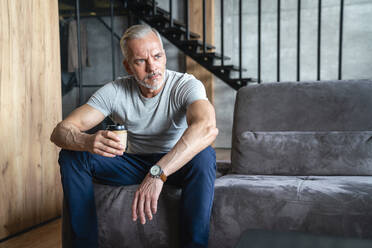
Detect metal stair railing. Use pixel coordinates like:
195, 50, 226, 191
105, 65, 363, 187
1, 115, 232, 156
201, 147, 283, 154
123, 0, 257, 91
66, 0, 348, 95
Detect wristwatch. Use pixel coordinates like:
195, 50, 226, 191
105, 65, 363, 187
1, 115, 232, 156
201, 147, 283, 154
149, 165, 167, 182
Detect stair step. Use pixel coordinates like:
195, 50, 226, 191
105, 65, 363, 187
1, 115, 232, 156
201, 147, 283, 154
143, 15, 200, 39
146, 15, 167, 24
162, 27, 200, 39
195, 52, 231, 61
211, 65, 247, 72
229, 78, 257, 85
179, 40, 215, 51
221, 78, 256, 90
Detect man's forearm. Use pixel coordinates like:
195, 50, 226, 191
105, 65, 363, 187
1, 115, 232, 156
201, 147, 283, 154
156, 121, 218, 176
50, 121, 91, 151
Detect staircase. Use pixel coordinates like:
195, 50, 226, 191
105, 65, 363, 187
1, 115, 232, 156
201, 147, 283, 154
124, 0, 257, 90
59, 0, 353, 94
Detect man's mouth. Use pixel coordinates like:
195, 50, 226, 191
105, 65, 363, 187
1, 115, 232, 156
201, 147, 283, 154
147, 73, 161, 80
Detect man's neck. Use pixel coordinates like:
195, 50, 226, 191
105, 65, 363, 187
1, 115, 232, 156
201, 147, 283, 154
139, 85, 164, 98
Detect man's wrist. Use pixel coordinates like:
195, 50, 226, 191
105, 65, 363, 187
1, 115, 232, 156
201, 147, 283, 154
79, 132, 93, 151
149, 165, 167, 182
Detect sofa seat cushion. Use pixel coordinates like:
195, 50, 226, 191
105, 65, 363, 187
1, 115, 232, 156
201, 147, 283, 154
209, 175, 372, 248
231, 80, 372, 176
231, 131, 372, 175
88, 175, 372, 248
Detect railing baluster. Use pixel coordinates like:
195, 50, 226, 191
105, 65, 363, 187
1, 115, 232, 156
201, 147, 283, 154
110, 0, 115, 80
317, 0, 322, 81
277, 0, 281, 82
169, 0, 173, 27
128, 11, 132, 26
239, 0, 242, 80
185, 0, 190, 40
221, 0, 224, 66
153, 0, 156, 15
258, 0, 261, 83
297, 0, 301, 81
75, 0, 83, 105
203, 0, 206, 54
338, 0, 344, 80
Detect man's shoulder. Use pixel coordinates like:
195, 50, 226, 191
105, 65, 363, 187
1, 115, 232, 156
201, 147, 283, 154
165, 70, 207, 104
166, 70, 200, 90
92, 75, 135, 100
107, 75, 136, 92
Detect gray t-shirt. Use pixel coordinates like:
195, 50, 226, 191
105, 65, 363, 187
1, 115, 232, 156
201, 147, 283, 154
87, 69, 208, 154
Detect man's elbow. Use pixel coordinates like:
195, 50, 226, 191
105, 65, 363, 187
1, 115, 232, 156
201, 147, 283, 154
50, 124, 58, 144
50, 122, 64, 146
204, 122, 219, 143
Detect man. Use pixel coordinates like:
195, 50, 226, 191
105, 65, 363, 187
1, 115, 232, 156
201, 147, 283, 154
51, 24, 218, 248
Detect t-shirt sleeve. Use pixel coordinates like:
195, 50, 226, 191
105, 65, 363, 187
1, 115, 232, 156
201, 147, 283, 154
176, 75, 208, 109
86, 82, 117, 117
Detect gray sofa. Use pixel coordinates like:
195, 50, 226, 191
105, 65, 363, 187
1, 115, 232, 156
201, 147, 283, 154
63, 79, 372, 248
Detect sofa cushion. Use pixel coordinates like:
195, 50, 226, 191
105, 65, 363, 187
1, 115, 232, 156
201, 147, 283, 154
231, 131, 372, 175
232, 80, 372, 133
62, 176, 372, 248
231, 80, 372, 175
209, 175, 372, 248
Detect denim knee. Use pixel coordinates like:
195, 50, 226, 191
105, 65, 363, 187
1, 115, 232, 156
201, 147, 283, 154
188, 146, 216, 175
58, 149, 73, 166
58, 149, 92, 176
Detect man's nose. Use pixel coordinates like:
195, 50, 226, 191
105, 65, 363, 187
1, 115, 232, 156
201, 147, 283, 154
146, 60, 156, 73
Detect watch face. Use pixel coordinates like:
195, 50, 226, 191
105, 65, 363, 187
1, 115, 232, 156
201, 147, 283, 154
150, 165, 161, 176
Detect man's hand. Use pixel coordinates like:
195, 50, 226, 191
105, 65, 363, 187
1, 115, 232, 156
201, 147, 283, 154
132, 174, 164, 224
87, 130, 125, 157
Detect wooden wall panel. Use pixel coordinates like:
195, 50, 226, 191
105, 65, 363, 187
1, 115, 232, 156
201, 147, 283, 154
0, 0, 62, 240
186, 0, 215, 104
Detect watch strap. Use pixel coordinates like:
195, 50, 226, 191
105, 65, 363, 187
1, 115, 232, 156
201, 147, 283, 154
160, 172, 167, 183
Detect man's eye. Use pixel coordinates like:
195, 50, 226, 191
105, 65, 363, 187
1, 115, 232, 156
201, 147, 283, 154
136, 59, 144, 64
155, 55, 161, 59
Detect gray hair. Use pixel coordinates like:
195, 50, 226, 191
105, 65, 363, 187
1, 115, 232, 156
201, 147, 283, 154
120, 24, 163, 61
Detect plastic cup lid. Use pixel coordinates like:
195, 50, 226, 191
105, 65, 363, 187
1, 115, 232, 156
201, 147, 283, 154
106, 124, 126, 131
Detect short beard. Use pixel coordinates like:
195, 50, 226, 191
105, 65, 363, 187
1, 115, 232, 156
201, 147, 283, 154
135, 72, 164, 90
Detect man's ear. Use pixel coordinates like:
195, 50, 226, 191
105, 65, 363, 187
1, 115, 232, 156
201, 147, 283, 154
163, 49, 167, 65
123, 60, 133, 75
164, 52, 167, 66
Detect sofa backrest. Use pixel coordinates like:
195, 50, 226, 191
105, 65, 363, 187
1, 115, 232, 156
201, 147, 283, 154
231, 79, 372, 176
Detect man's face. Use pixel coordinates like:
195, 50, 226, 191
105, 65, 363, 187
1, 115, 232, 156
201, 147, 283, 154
123, 32, 167, 94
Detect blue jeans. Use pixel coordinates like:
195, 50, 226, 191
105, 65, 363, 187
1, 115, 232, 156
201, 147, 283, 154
58, 146, 216, 248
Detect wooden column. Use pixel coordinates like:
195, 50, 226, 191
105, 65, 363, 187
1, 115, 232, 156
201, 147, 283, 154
0, 0, 62, 239
186, 0, 215, 104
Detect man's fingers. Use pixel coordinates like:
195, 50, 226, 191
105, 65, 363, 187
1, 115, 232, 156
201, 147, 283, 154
138, 195, 146, 225
101, 138, 124, 151
92, 147, 116, 158
95, 142, 123, 156
98, 143, 124, 156
132, 192, 139, 221
145, 196, 153, 221
90, 131, 123, 156
132, 177, 163, 225
104, 130, 121, 142
151, 196, 158, 214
